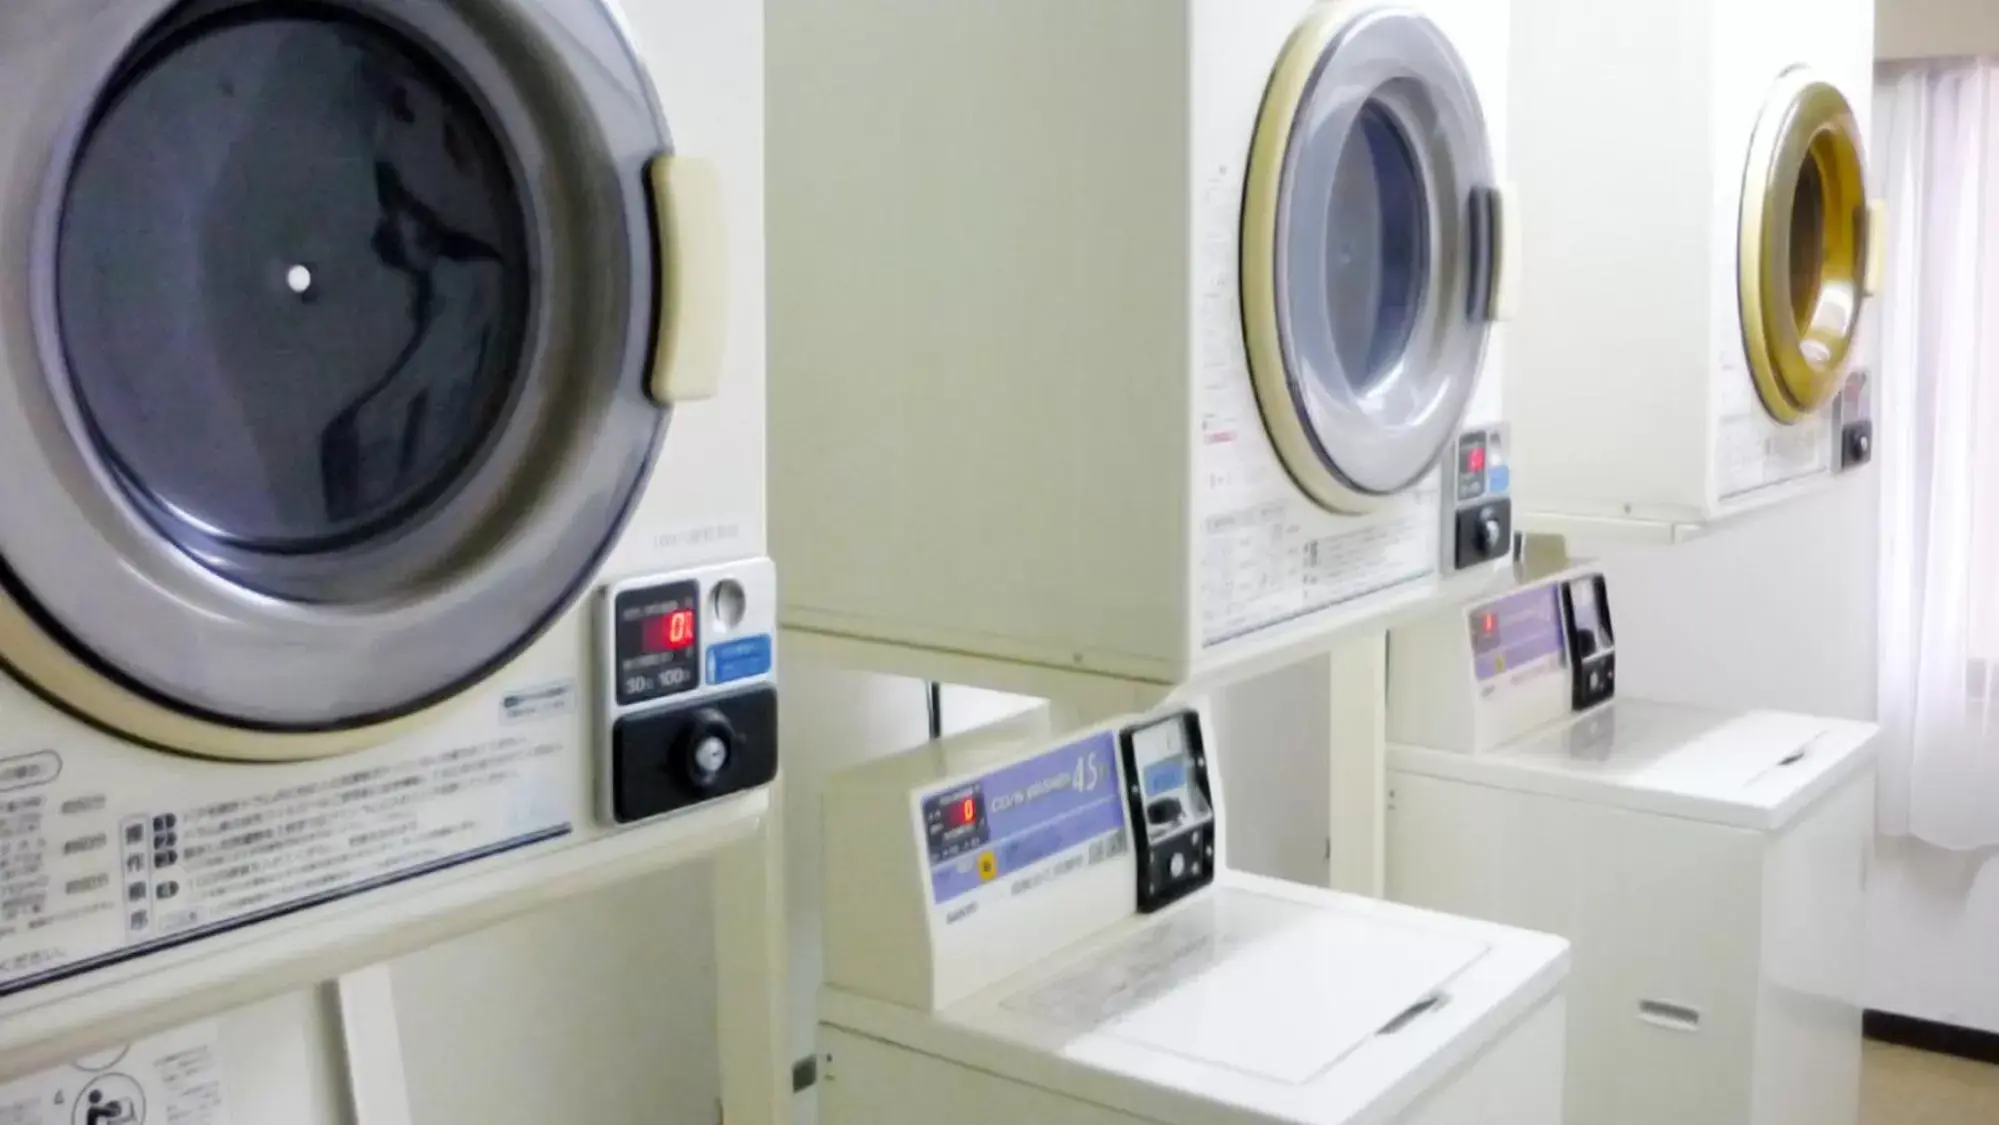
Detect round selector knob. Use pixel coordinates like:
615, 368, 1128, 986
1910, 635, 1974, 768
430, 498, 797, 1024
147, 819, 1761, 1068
1852, 431, 1872, 461
675, 709, 737, 793
1476, 513, 1504, 554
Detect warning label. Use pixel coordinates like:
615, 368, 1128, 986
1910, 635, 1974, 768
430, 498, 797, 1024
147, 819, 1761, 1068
0, 1020, 228, 1125
1199, 499, 1436, 648
0, 736, 570, 997
1717, 409, 1831, 500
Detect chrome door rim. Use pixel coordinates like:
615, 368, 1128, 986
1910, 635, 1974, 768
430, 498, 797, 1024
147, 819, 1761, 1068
0, 0, 673, 753
1242, 4, 1497, 512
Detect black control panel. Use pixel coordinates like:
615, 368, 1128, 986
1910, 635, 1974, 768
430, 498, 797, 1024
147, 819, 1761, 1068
1835, 369, 1875, 472
612, 580, 701, 706
1841, 421, 1874, 471
600, 564, 780, 827
1451, 428, 1513, 571
611, 685, 778, 824
922, 783, 990, 866
1119, 710, 1216, 914
1560, 573, 1616, 712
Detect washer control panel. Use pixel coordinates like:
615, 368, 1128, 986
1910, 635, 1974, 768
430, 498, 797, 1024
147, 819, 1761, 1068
1119, 710, 1216, 913
1447, 425, 1513, 571
1559, 572, 1616, 712
598, 559, 779, 825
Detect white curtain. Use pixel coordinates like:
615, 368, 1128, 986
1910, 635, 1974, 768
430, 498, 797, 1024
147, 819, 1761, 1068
1875, 63, 1999, 848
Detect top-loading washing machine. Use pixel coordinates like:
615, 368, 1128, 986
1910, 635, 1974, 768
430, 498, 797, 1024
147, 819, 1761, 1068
770, 0, 1520, 702
0, 0, 773, 1076
1382, 569, 1877, 1125
1506, 0, 1882, 542
816, 704, 1571, 1125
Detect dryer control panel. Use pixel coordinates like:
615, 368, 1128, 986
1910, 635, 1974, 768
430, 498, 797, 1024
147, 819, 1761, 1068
1446, 425, 1513, 571
1831, 368, 1874, 473
599, 560, 778, 825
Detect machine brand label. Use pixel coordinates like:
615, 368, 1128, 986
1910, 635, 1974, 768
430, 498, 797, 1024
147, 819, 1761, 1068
922, 732, 1127, 914
501, 680, 576, 724
0, 752, 60, 793
0, 735, 571, 997
1717, 408, 1832, 500
0, 1020, 230, 1125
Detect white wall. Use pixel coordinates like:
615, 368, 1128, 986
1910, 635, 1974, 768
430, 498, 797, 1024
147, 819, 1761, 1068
1878, 0, 1999, 60
389, 866, 723, 1125
1590, 480, 1879, 723
217, 991, 352, 1125
1864, 836, 1999, 1031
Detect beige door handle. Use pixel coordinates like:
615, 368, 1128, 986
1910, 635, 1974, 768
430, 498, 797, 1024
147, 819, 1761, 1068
1862, 199, 1887, 298
646, 154, 730, 404
1489, 181, 1521, 322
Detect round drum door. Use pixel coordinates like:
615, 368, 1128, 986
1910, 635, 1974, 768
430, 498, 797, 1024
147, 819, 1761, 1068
1739, 68, 1877, 424
1242, 4, 1506, 514
0, 0, 725, 760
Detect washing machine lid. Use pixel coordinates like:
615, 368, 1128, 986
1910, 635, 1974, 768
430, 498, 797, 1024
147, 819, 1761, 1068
822, 875, 1570, 1125
0, 0, 711, 759
1242, 6, 1504, 514
1739, 69, 1877, 424
1390, 701, 1878, 830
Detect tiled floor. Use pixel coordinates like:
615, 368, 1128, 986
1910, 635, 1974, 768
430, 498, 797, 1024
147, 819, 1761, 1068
1862, 1041, 1999, 1124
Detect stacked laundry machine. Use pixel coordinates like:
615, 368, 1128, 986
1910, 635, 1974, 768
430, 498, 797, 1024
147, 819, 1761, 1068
0, 0, 1891, 1122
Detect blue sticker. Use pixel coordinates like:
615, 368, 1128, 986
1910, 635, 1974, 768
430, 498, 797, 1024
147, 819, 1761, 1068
1488, 466, 1511, 496
706, 635, 773, 686
928, 731, 1127, 906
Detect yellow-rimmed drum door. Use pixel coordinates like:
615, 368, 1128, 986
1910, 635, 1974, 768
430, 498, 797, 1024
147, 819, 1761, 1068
1739, 72, 1875, 424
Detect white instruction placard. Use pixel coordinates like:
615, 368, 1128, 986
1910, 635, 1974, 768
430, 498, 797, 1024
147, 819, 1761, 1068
0, 1021, 228, 1125
0, 733, 569, 995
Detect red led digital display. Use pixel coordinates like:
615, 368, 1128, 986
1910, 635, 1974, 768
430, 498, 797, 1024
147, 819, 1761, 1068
1480, 611, 1498, 636
948, 796, 978, 828
1466, 446, 1487, 473
644, 608, 697, 654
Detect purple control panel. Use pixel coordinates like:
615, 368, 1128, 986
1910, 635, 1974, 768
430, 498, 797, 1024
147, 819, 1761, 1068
924, 731, 1126, 907
1469, 585, 1566, 683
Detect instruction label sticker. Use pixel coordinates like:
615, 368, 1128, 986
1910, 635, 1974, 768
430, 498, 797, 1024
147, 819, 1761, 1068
920, 731, 1127, 916
0, 1020, 229, 1125
0, 734, 571, 998
1198, 499, 1436, 649
1716, 409, 1832, 500
1469, 584, 1567, 694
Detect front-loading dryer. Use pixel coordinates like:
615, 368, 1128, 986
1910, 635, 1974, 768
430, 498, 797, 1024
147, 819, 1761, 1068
1507, 0, 1881, 541
0, 0, 771, 1073
770, 0, 1519, 701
